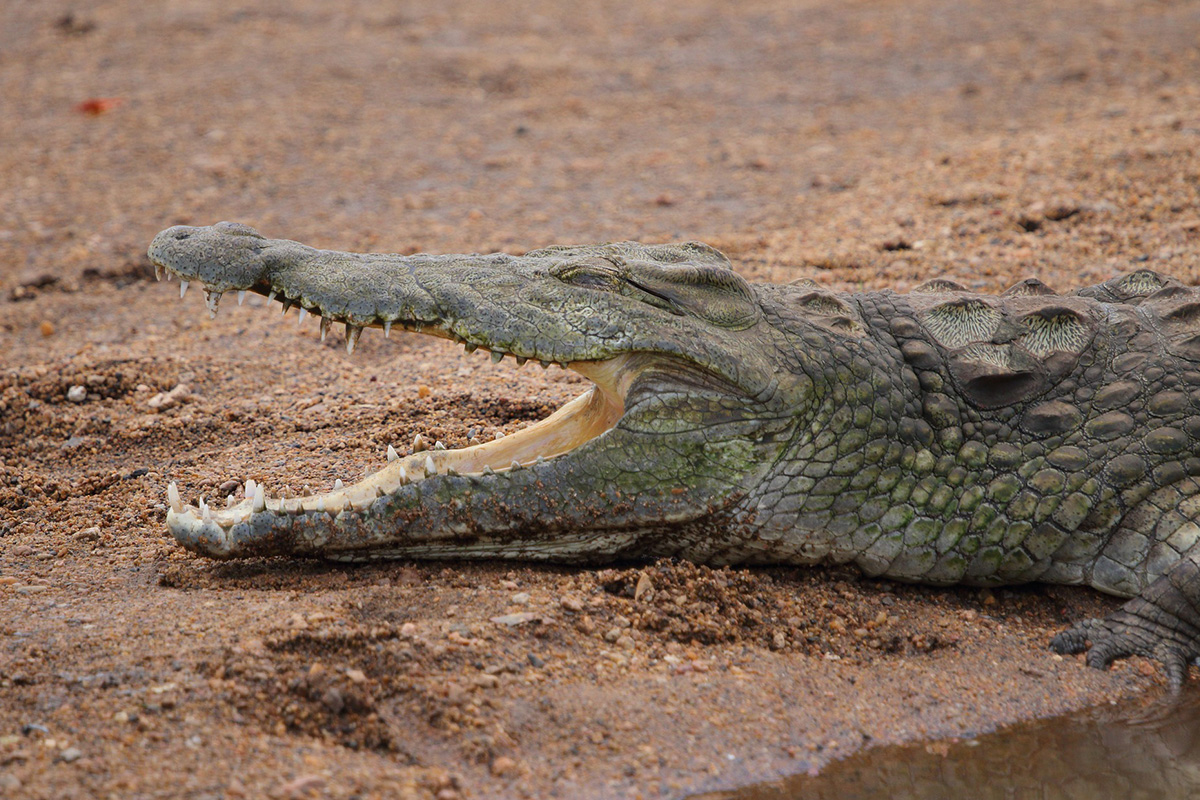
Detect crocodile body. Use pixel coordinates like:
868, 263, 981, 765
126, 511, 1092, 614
149, 222, 1200, 686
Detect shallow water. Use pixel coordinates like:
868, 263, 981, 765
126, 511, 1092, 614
692, 688, 1200, 800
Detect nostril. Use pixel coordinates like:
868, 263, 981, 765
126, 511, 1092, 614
172, 230, 191, 241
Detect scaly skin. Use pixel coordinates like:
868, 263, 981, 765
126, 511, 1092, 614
149, 221, 1200, 687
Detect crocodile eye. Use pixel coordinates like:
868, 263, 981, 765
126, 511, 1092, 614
549, 257, 626, 291
625, 261, 760, 330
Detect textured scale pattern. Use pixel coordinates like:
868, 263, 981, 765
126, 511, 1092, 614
147, 223, 1200, 686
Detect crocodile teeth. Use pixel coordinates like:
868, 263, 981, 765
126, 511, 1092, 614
167, 482, 182, 512
383, 320, 392, 338
387, 444, 399, 462
467, 437, 481, 446
245, 479, 257, 499
398, 465, 409, 485
205, 289, 222, 319
320, 317, 331, 342
464, 343, 478, 354
482, 465, 495, 476
412, 434, 428, 452
180, 280, 190, 299
252, 484, 266, 512
334, 479, 344, 491
154, 264, 163, 281
540, 360, 551, 369
434, 441, 446, 451
515, 356, 527, 367
315, 497, 326, 513
345, 324, 362, 355
225, 495, 236, 508
280, 299, 292, 314
491, 351, 504, 364
424, 455, 437, 477
298, 307, 308, 325
510, 459, 523, 471
268, 290, 277, 304
237, 290, 246, 306
494, 431, 506, 440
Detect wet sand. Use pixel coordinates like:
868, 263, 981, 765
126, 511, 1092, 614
2, 0, 1199, 797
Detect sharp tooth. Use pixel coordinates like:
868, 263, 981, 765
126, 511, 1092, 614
326, 494, 346, 514
383, 320, 392, 338
464, 343, 478, 354
446, 466, 459, 476
280, 299, 292, 315
154, 264, 163, 281
536, 455, 546, 465
268, 290, 277, 304
491, 351, 504, 364
334, 479, 344, 491
539, 360, 551, 369
398, 465, 409, 484
345, 324, 362, 355
387, 444, 399, 462
315, 497, 326, 513
516, 356, 527, 367
510, 460, 523, 471
320, 317, 331, 342
204, 289, 222, 319
226, 495, 236, 508
166, 271, 173, 281
434, 441, 446, 451
199, 496, 208, 512
375, 485, 387, 497
494, 431, 506, 440
167, 482, 182, 512
467, 437, 481, 447
237, 290, 246, 306
245, 479, 257, 498
424, 456, 437, 477
202, 505, 213, 522
482, 465, 495, 476
253, 485, 266, 512
412, 434, 428, 452
180, 280, 190, 299
298, 307, 308, 325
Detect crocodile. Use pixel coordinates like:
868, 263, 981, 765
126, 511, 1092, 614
149, 221, 1200, 687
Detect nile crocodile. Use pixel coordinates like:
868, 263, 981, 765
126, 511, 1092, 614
149, 222, 1200, 687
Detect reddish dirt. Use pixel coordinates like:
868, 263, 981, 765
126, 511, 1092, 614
3, 0, 1199, 797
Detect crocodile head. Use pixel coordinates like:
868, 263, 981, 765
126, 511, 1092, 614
148, 222, 806, 561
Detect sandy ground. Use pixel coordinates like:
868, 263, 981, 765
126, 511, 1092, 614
3, 0, 1200, 797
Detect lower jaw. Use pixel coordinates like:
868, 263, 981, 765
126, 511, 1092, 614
167, 356, 633, 530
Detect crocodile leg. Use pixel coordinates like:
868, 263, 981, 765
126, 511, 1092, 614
1052, 553, 1200, 690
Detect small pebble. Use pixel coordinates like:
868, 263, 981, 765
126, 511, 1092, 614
59, 747, 83, 762
39, 321, 54, 337
490, 756, 518, 777
321, 687, 344, 714
67, 385, 87, 403
559, 596, 584, 613
510, 592, 531, 605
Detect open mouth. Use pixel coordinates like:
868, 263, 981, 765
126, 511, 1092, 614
159, 273, 638, 531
